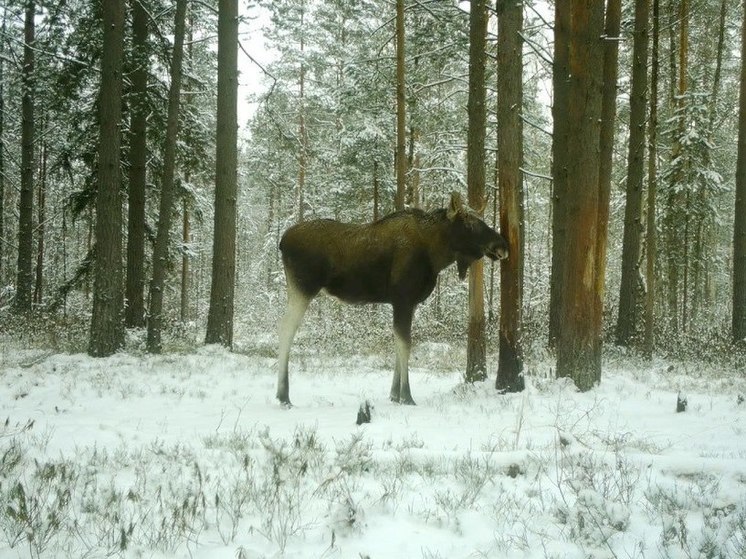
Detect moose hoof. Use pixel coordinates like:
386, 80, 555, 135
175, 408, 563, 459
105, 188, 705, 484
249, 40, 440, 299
400, 397, 416, 406
277, 395, 293, 408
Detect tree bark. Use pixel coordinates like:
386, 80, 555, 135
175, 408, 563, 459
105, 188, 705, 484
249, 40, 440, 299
665, 0, 688, 333
125, 0, 149, 328
496, 0, 524, 393
205, 0, 239, 347
89, 0, 125, 356
644, 0, 660, 358
597, 0, 621, 345
146, 0, 188, 353
465, 0, 489, 383
548, 0, 570, 348
15, 1, 35, 313
395, 0, 406, 211
297, 0, 307, 221
34, 131, 47, 305
556, 0, 605, 391
734, 0, 746, 343
0, 9, 5, 282
616, 0, 649, 347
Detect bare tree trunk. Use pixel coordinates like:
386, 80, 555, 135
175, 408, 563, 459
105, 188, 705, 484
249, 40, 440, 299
146, 0, 187, 353
465, 0, 489, 383
734, 0, 746, 343
597, 0, 621, 343
0, 9, 5, 283
181, 196, 191, 322
644, 0, 660, 358
297, 0, 307, 222
395, 0, 406, 211
548, 0, 570, 348
34, 129, 47, 305
180, 8, 194, 324
89, 0, 125, 356
125, 0, 149, 328
616, 0, 649, 347
15, 1, 35, 313
373, 159, 380, 221
205, 0, 239, 347
496, 0, 524, 393
666, 0, 688, 333
556, 0, 605, 391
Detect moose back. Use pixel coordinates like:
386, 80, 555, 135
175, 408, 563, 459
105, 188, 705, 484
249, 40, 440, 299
276, 191, 509, 406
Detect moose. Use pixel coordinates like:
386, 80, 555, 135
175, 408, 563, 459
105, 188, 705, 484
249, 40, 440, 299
276, 191, 509, 406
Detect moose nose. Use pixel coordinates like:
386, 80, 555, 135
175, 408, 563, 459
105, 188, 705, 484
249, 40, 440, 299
496, 246, 509, 260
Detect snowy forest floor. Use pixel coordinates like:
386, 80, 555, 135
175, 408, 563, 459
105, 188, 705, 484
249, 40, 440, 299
1, 329, 746, 558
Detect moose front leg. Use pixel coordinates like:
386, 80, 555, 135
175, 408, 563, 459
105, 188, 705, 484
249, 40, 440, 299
391, 304, 415, 405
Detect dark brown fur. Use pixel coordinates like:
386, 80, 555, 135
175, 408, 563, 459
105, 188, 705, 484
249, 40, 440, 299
276, 192, 508, 406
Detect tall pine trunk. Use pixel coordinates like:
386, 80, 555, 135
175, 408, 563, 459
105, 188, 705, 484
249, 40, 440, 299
125, 0, 149, 328
548, 2, 570, 348
734, 0, 746, 343
146, 0, 187, 353
665, 0, 688, 333
616, 0, 649, 347
15, 1, 35, 313
89, 0, 125, 356
465, 0, 488, 383
205, 0, 239, 347
34, 131, 47, 305
597, 0, 621, 345
496, 0, 524, 392
297, 0, 307, 221
0, 9, 5, 282
556, 0, 605, 391
644, 0, 660, 358
395, 0, 406, 211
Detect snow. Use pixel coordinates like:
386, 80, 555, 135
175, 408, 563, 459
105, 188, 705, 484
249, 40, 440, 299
1, 341, 745, 558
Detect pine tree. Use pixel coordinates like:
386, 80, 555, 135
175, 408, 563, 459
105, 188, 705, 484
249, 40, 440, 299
205, 0, 238, 347
89, 0, 125, 356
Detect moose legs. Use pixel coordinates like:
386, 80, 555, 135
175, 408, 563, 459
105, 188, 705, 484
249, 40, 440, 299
390, 304, 416, 405
277, 280, 312, 405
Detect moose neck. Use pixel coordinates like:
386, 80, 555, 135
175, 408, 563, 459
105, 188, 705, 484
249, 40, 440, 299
425, 209, 463, 273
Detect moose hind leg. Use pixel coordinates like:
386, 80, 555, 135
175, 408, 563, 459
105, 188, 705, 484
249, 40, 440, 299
392, 305, 415, 405
277, 280, 311, 406
390, 357, 401, 402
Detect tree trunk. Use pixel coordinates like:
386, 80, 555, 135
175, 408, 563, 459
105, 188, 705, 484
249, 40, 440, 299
146, 0, 188, 353
180, 9, 194, 324
34, 131, 47, 305
665, 0, 688, 333
205, 0, 239, 347
644, 0, 660, 358
0, 9, 5, 282
496, 0, 524, 393
465, 0, 489, 383
297, 0, 307, 222
89, 0, 125, 357
734, 0, 746, 343
597, 0, 621, 343
181, 197, 191, 322
15, 1, 35, 313
556, 0, 605, 391
616, 0, 649, 347
395, 0, 406, 211
548, 0, 571, 348
373, 159, 380, 221
125, 0, 149, 328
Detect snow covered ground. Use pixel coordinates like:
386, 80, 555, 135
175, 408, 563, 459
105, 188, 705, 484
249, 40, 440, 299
1, 339, 745, 558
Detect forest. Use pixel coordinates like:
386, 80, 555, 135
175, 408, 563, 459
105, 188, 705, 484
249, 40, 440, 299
1, 0, 746, 557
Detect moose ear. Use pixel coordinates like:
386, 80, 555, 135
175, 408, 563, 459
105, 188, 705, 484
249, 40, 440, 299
447, 191, 464, 221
